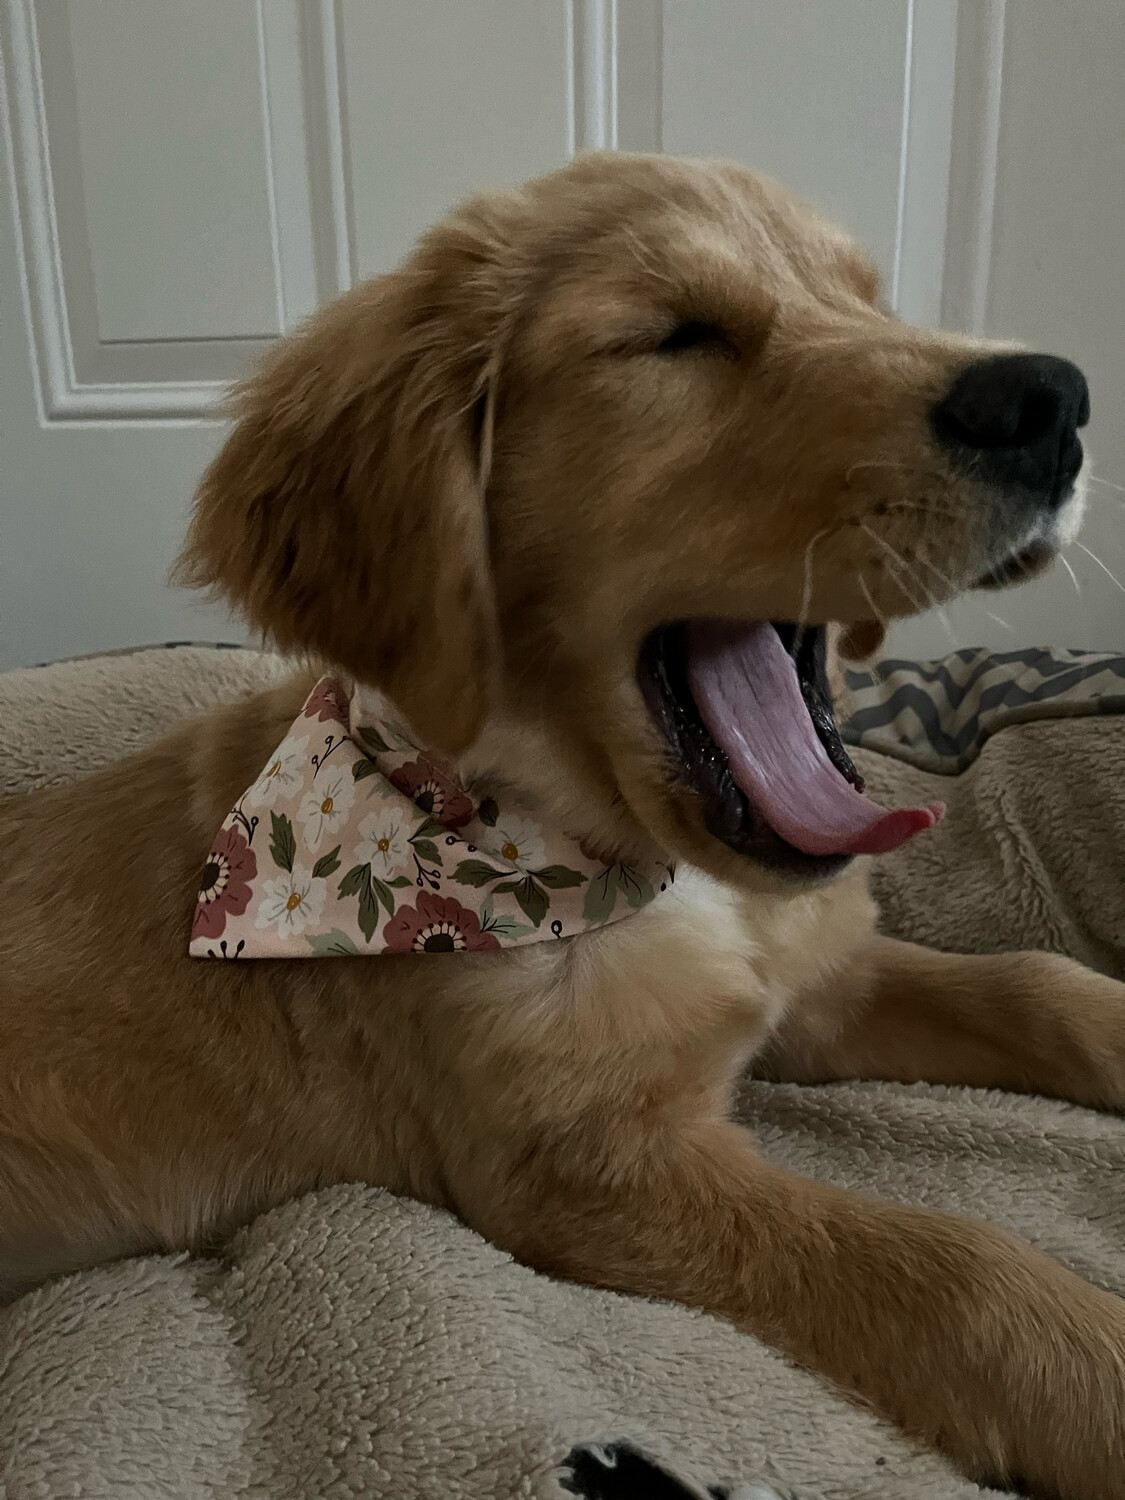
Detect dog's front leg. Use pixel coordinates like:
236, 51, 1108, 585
481, 1120, 1125, 1498
757, 935, 1125, 1108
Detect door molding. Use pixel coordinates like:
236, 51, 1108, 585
0, 0, 353, 424
939, 0, 1008, 333
892, 0, 959, 327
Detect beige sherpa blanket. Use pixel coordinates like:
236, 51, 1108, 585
1, 646, 1124, 1500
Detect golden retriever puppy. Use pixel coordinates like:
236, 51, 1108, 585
2, 153, 1123, 1497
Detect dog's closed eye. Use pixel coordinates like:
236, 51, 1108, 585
656, 320, 735, 357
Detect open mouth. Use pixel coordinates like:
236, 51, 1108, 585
638, 621, 944, 877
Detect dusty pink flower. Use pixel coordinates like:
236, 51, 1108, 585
302, 677, 350, 726
389, 757, 473, 830
381, 892, 500, 954
192, 824, 257, 941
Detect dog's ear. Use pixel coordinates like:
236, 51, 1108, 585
174, 203, 518, 755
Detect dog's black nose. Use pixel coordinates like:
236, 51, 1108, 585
932, 353, 1089, 501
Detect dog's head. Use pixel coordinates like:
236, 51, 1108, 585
177, 154, 1089, 892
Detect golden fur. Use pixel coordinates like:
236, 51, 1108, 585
2, 154, 1123, 1497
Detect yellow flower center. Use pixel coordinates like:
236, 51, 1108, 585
286, 891, 303, 912
377, 837, 390, 852
321, 796, 334, 814
502, 841, 519, 861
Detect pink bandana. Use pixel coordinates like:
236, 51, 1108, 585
190, 676, 674, 959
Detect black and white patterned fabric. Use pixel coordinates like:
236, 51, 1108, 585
842, 646, 1125, 775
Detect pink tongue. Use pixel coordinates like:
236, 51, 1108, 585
686, 621, 944, 858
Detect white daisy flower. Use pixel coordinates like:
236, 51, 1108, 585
355, 808, 411, 877
254, 868, 327, 938
489, 812, 547, 870
297, 766, 356, 851
246, 734, 310, 809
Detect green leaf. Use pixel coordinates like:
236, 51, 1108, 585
482, 915, 536, 939
477, 796, 499, 827
511, 876, 549, 928
481, 892, 534, 939
356, 867, 379, 943
582, 866, 618, 924
338, 863, 368, 897
415, 815, 449, 841
380, 719, 417, 752
452, 859, 507, 887
388, 876, 413, 888
371, 875, 396, 918
532, 864, 587, 890
616, 865, 655, 909
306, 928, 360, 957
269, 812, 296, 873
352, 758, 378, 782
358, 724, 391, 755
312, 845, 341, 879
410, 837, 442, 866
337, 863, 380, 941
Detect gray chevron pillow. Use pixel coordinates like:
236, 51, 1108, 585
841, 647, 1125, 775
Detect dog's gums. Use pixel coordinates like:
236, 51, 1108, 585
638, 621, 943, 874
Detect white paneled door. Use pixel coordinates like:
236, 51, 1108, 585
3, 1, 1123, 669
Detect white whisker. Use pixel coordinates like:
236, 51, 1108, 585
1075, 540, 1125, 593
857, 571, 887, 627
912, 548, 960, 594
1088, 473, 1125, 495
1059, 552, 1082, 599
934, 605, 958, 649
857, 557, 954, 648
798, 526, 832, 633
843, 460, 952, 490
984, 610, 1015, 634
860, 524, 938, 613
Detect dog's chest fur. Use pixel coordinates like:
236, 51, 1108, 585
454, 863, 877, 1094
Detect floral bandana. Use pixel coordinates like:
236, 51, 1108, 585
190, 676, 674, 959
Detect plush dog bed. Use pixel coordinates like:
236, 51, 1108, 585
1, 645, 1123, 1500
